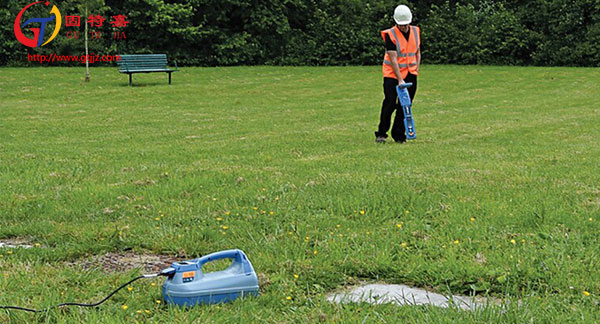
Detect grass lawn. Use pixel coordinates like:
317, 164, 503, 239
1, 65, 599, 323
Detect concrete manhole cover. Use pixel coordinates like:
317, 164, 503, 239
327, 283, 500, 311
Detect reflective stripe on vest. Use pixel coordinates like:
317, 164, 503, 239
390, 28, 402, 56
412, 25, 420, 49
383, 60, 417, 68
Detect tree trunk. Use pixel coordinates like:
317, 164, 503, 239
84, 3, 90, 82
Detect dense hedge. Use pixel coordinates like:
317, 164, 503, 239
1, 0, 599, 66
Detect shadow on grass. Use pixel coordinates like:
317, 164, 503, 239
118, 82, 176, 88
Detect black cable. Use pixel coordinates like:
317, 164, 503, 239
0, 273, 159, 313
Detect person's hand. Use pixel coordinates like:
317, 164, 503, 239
398, 79, 405, 85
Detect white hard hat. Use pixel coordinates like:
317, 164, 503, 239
394, 5, 412, 25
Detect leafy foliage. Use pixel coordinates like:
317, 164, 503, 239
1, 0, 599, 66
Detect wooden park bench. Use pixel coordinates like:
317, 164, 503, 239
117, 54, 178, 86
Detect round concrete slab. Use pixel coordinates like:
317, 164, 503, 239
327, 283, 498, 311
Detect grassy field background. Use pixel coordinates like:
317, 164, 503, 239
1, 65, 599, 323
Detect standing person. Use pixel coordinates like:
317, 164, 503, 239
375, 5, 421, 143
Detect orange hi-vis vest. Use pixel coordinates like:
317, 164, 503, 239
381, 25, 420, 79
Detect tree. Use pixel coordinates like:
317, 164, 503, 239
69, 0, 105, 81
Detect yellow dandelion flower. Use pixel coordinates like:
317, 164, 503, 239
336, 224, 341, 228
269, 211, 274, 215
7, 250, 12, 255
453, 240, 460, 244
442, 245, 446, 248
35, 243, 41, 247
136, 310, 143, 314
286, 296, 292, 300
253, 207, 258, 210
521, 239, 526, 244
127, 286, 133, 292
589, 218, 593, 222
275, 197, 279, 200
360, 210, 365, 215
470, 217, 476, 222
225, 211, 231, 215
151, 282, 156, 287
122, 305, 129, 310
221, 225, 228, 230
400, 242, 407, 248
155, 217, 160, 221
216, 217, 223, 221
510, 239, 516, 245
155, 300, 161, 304
155, 226, 160, 230
305, 236, 310, 242
396, 223, 403, 229
584, 291, 591, 296
144, 310, 150, 314
313, 250, 318, 255
293, 274, 299, 279
288, 231, 293, 235
405, 210, 409, 214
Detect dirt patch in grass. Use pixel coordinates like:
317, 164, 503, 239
78, 252, 179, 273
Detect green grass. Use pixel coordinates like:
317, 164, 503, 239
1, 65, 599, 323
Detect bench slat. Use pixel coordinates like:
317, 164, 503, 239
118, 60, 167, 63
120, 55, 166, 59
121, 62, 167, 66
119, 58, 167, 61
120, 59, 167, 62
119, 69, 174, 73
119, 62, 168, 65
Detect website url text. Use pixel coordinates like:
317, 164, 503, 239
27, 53, 121, 64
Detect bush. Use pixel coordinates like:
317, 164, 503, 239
1, 0, 599, 66
423, 1, 531, 65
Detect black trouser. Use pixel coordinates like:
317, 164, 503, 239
375, 74, 418, 142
